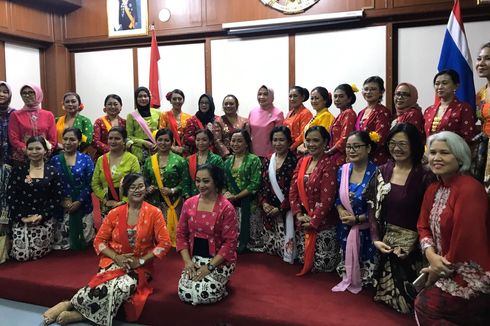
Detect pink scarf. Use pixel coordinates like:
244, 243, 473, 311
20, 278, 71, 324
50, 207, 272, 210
395, 82, 421, 117
332, 163, 369, 294
20, 84, 43, 111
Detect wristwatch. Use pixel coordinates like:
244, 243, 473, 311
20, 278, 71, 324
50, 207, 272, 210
139, 258, 145, 266
207, 263, 215, 272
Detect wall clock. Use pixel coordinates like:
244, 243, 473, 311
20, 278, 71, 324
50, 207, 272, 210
260, 0, 320, 14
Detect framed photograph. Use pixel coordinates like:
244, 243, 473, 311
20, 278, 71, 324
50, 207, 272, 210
107, 0, 148, 38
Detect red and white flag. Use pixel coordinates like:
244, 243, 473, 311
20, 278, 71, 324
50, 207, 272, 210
149, 24, 161, 108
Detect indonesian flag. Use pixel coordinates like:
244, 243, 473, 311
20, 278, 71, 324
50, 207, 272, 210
149, 24, 161, 108
436, 0, 475, 109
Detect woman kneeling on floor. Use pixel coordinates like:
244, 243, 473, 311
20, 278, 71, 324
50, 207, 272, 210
43, 173, 171, 326
177, 164, 238, 305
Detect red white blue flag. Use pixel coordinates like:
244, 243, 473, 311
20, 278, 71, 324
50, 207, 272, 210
437, 0, 475, 109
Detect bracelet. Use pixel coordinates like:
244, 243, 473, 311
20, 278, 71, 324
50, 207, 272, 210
355, 215, 360, 225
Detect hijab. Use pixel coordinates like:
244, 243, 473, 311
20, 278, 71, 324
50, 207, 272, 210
395, 82, 421, 116
0, 81, 12, 111
259, 85, 275, 110
196, 94, 216, 125
134, 86, 151, 117
20, 83, 43, 111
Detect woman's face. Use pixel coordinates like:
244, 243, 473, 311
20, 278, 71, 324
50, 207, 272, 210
199, 96, 210, 113
230, 133, 247, 155
289, 88, 302, 110
305, 130, 325, 157
434, 74, 457, 100
476, 47, 490, 79
257, 87, 270, 107
62, 131, 80, 154
223, 96, 238, 115
127, 177, 146, 203
64, 95, 80, 115
26, 141, 46, 162
195, 169, 217, 197
388, 132, 411, 163
333, 89, 351, 110
156, 134, 172, 153
310, 90, 327, 112
394, 85, 412, 110
428, 140, 460, 179
272, 131, 290, 156
346, 134, 370, 164
108, 131, 125, 152
171, 93, 184, 110
104, 97, 122, 117
195, 132, 210, 152
21, 87, 36, 106
0, 84, 10, 106
137, 91, 150, 107
362, 82, 382, 104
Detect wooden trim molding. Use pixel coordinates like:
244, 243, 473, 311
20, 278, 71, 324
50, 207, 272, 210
132, 48, 139, 90
0, 41, 6, 80
288, 34, 295, 89
385, 23, 394, 113
205, 38, 212, 94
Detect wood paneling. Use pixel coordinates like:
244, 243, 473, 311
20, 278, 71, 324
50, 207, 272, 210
0, 0, 10, 32
15, 0, 82, 13
10, 3, 53, 41
204, 38, 212, 94
42, 42, 73, 115
288, 34, 295, 89
205, 0, 375, 26
0, 41, 6, 80
64, 0, 107, 40
149, 0, 202, 30
394, 0, 448, 8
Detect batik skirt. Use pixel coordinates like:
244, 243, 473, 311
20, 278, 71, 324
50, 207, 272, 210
71, 264, 137, 326
178, 255, 235, 305
295, 226, 340, 273
10, 219, 54, 261
53, 212, 95, 250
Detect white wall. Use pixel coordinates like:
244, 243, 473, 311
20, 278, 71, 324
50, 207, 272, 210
398, 20, 490, 110
4, 43, 41, 109
137, 43, 206, 115
211, 36, 290, 116
74, 48, 134, 122
296, 26, 387, 116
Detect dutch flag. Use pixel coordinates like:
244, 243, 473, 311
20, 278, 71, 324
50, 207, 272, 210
437, 0, 475, 110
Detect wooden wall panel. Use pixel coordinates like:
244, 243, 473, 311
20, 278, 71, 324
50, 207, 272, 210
393, 0, 449, 7
0, 41, 6, 80
205, 0, 375, 26
0, 0, 10, 32
149, 0, 203, 31
10, 3, 53, 41
64, 0, 107, 40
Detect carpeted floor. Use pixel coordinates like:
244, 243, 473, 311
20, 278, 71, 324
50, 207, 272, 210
0, 249, 416, 326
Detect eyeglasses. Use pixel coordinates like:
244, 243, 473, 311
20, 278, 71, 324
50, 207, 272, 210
394, 92, 411, 98
21, 91, 35, 97
388, 141, 409, 149
346, 144, 368, 152
128, 184, 146, 192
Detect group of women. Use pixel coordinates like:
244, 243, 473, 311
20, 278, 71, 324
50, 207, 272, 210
0, 42, 488, 326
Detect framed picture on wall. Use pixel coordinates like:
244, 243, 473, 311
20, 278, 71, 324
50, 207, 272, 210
107, 0, 148, 38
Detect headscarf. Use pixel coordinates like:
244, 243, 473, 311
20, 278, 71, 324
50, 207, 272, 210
259, 85, 275, 109
134, 86, 151, 117
0, 81, 12, 111
196, 94, 215, 125
20, 83, 43, 111
395, 82, 421, 116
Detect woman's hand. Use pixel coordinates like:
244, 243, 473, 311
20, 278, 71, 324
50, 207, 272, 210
171, 145, 184, 155
297, 214, 312, 229
67, 201, 82, 214
160, 187, 173, 196
325, 148, 337, 156
393, 247, 408, 259
425, 251, 453, 276
374, 240, 393, 254
263, 203, 279, 216
114, 253, 134, 270
143, 140, 156, 151
21, 214, 42, 225
192, 265, 211, 282
224, 192, 235, 202
296, 144, 308, 155
183, 259, 198, 279
340, 214, 356, 226
105, 200, 119, 208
